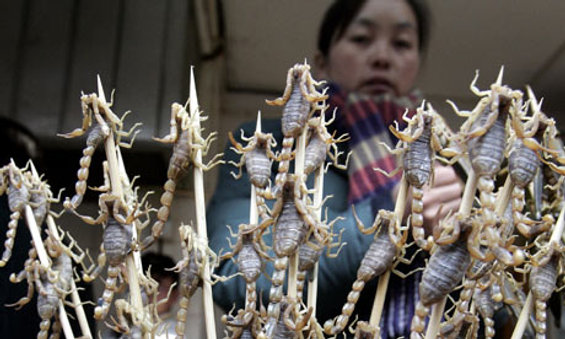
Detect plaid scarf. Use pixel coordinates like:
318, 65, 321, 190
325, 83, 423, 205
325, 83, 424, 338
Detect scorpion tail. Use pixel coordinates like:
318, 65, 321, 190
410, 300, 430, 339
142, 178, 176, 250
274, 136, 295, 193
175, 295, 190, 339
411, 186, 433, 251
38, 317, 51, 339
94, 265, 120, 320
323, 279, 366, 335
0, 212, 20, 266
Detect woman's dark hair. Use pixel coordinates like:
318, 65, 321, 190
317, 0, 431, 57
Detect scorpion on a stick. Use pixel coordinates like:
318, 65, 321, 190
266, 62, 327, 194
142, 102, 223, 250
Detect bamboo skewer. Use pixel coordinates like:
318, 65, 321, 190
424, 170, 478, 339
307, 139, 325, 315
369, 173, 408, 335
189, 67, 217, 339
511, 200, 565, 339
96, 77, 145, 330
288, 124, 308, 300
247, 112, 261, 311
23, 204, 75, 339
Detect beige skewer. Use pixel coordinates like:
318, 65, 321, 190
188, 67, 217, 339
96, 77, 145, 334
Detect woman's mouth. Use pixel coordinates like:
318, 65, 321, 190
360, 78, 395, 95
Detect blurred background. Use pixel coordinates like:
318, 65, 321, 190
1, 0, 565, 337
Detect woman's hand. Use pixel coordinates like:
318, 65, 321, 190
422, 164, 464, 234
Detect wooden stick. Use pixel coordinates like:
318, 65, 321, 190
369, 174, 408, 333
288, 124, 308, 300
424, 169, 478, 339
307, 153, 325, 314
97, 76, 144, 326
27, 159, 93, 339
189, 67, 217, 339
46, 216, 92, 338
24, 205, 75, 339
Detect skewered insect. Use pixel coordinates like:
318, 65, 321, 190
258, 298, 312, 339
172, 224, 221, 338
229, 129, 278, 189
447, 68, 523, 263
303, 112, 350, 176
529, 239, 563, 338
142, 102, 223, 250
410, 216, 472, 339
71, 193, 147, 319
59, 91, 141, 210
266, 63, 327, 194
221, 223, 271, 313
222, 308, 262, 339
0, 163, 31, 267
384, 102, 453, 251
296, 216, 345, 300
323, 209, 399, 335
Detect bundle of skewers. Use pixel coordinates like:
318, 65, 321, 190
1, 60, 565, 339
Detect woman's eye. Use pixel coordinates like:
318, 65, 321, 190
394, 39, 413, 50
350, 35, 370, 45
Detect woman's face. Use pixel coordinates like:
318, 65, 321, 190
316, 0, 421, 97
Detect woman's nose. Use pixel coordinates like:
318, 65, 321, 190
368, 41, 391, 69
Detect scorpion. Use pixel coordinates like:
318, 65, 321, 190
107, 272, 167, 337
506, 88, 558, 239
447, 68, 523, 263
302, 112, 350, 176
258, 297, 312, 339
323, 209, 406, 335
266, 62, 327, 194
28, 174, 63, 228
222, 308, 262, 339
221, 223, 271, 313
7, 241, 75, 339
142, 102, 223, 250
71, 192, 150, 319
384, 102, 453, 251
172, 224, 224, 339
529, 235, 564, 339
0, 162, 31, 267
296, 215, 345, 300
410, 215, 472, 339
228, 129, 278, 190
59, 91, 141, 210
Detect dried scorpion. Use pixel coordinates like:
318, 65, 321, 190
221, 223, 271, 314
229, 129, 278, 189
303, 112, 350, 176
410, 215, 472, 339
172, 224, 223, 339
7, 238, 76, 339
258, 297, 312, 339
59, 91, 140, 210
142, 102, 223, 250
266, 63, 327, 194
323, 209, 403, 335
384, 102, 452, 251
72, 192, 149, 319
222, 308, 262, 339
296, 215, 344, 300
507, 88, 558, 238
447, 68, 524, 265
529, 236, 564, 339
0, 162, 31, 267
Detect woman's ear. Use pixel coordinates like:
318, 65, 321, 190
313, 51, 329, 80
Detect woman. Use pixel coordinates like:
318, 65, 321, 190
207, 0, 463, 337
